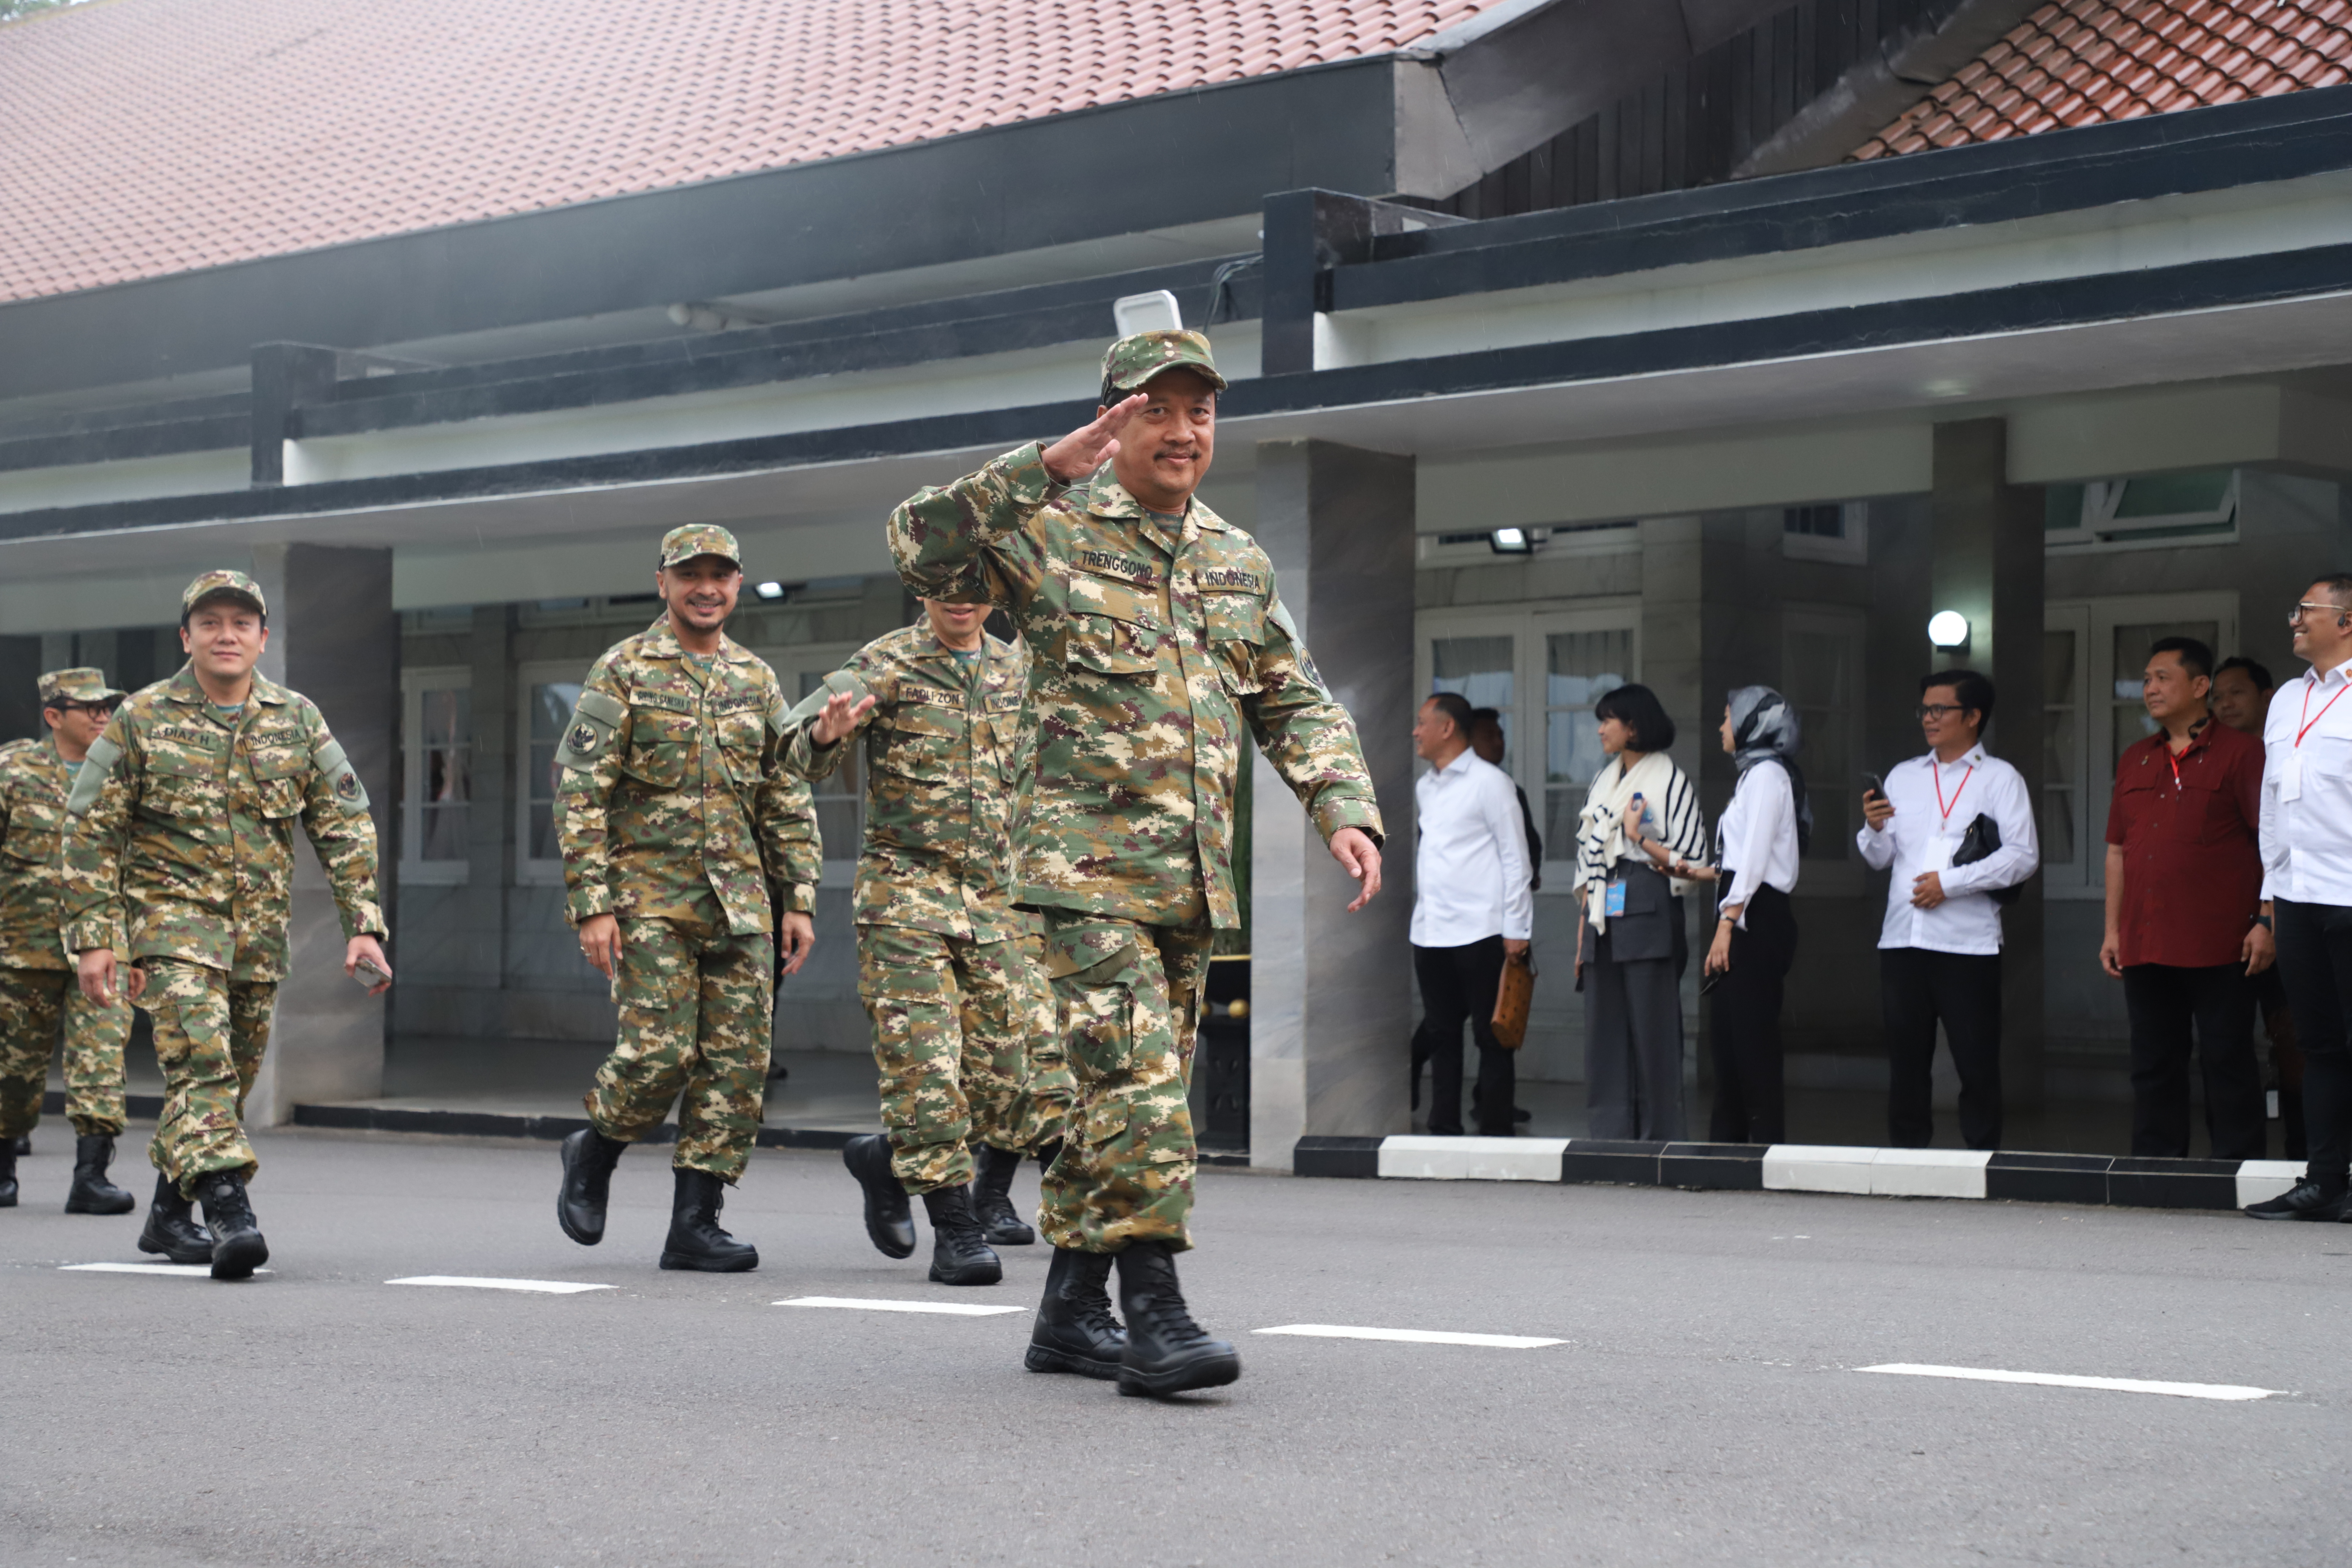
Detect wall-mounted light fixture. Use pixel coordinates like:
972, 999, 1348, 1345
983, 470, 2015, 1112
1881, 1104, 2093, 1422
1928, 609, 1971, 649
755, 581, 787, 601
1490, 527, 1534, 555
1113, 289, 1184, 337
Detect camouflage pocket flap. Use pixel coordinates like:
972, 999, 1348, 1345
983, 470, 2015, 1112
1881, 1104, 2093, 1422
889, 704, 961, 738
311, 737, 370, 815
65, 737, 120, 816
1041, 923, 1141, 980
554, 689, 626, 770
249, 744, 307, 779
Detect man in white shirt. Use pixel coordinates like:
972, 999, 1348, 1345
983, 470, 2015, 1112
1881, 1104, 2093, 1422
1859, 670, 2038, 1149
2248, 575, 2352, 1221
1409, 693, 1533, 1136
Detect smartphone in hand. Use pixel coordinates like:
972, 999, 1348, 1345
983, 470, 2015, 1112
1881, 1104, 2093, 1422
1860, 771, 1883, 800
352, 958, 390, 990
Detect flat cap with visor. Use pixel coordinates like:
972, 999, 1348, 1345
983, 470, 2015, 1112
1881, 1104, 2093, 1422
659, 524, 744, 570
181, 569, 268, 619
1100, 329, 1227, 402
38, 667, 125, 707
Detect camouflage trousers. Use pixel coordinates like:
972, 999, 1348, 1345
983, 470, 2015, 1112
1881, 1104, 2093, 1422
136, 959, 276, 1194
858, 924, 1058, 1193
0, 966, 133, 1139
586, 913, 775, 1183
1005, 927, 1075, 1155
1037, 912, 1214, 1254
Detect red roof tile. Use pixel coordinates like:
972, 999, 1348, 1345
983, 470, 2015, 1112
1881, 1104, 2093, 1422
1854, 0, 2352, 161
0, 0, 1505, 303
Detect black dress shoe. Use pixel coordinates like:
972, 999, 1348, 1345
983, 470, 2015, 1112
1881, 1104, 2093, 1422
971, 1143, 1035, 1246
922, 1185, 1002, 1286
1026, 1246, 1126, 1378
843, 1134, 916, 1259
9, 1133, 26, 1157
2245, 1179, 2351, 1220
1114, 1241, 1240, 1398
659, 1168, 758, 1272
556, 1126, 628, 1246
0, 1138, 15, 1208
192, 1171, 268, 1281
1512, 1106, 1531, 1124
65, 1134, 137, 1216
136, 1170, 213, 1264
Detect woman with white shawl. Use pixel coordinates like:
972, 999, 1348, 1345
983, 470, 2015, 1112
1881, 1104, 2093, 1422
1574, 685, 1707, 1142
1675, 688, 1810, 1144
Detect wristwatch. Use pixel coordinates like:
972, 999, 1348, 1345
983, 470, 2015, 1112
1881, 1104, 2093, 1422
2254, 914, 2274, 931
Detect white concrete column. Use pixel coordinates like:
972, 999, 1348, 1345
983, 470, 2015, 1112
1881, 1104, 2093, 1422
244, 543, 398, 1122
1248, 439, 1417, 1169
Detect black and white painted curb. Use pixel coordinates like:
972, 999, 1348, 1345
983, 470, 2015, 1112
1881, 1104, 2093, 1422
1292, 1135, 2306, 1212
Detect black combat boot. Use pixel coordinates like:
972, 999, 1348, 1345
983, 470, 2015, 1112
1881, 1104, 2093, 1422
842, 1133, 915, 1259
971, 1142, 1035, 1246
1025, 1245, 1126, 1378
659, 1168, 758, 1272
1114, 1241, 1240, 1397
922, 1184, 1002, 1285
10, 1133, 26, 1156
556, 1125, 628, 1246
192, 1171, 268, 1281
65, 1134, 137, 1216
0, 1136, 16, 1207
136, 1170, 213, 1264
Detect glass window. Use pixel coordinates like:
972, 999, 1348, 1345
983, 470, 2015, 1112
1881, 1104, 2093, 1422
2043, 629, 2079, 868
525, 679, 583, 867
801, 670, 865, 861
1783, 626, 1857, 858
415, 686, 471, 861
1431, 635, 1514, 765
1542, 629, 1631, 856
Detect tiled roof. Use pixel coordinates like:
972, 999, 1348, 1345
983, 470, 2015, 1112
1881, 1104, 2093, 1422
0, 0, 1504, 304
1854, 0, 2352, 161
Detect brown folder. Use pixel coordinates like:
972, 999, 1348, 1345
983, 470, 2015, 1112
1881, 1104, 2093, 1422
1491, 947, 1536, 1049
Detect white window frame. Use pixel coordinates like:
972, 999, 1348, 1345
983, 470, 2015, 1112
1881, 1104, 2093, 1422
2041, 602, 2092, 898
516, 658, 591, 887
398, 665, 473, 886
2041, 591, 2239, 899
1780, 604, 1868, 898
1414, 598, 1643, 876
2045, 469, 2240, 552
1781, 501, 1870, 565
757, 641, 866, 879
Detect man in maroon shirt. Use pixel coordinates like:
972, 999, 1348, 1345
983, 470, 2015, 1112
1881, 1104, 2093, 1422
2101, 636, 2272, 1159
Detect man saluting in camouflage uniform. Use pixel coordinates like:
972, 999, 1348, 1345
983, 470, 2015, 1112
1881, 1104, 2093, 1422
785, 597, 1073, 1286
551, 525, 821, 1273
0, 669, 137, 1215
63, 572, 391, 1281
813, 329, 1384, 1395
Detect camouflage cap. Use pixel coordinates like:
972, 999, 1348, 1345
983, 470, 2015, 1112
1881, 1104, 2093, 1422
37, 667, 124, 707
181, 568, 267, 619
1100, 329, 1227, 398
658, 524, 743, 570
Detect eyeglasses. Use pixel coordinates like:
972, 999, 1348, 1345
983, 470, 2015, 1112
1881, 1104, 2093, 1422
51, 701, 117, 716
1915, 703, 1967, 720
2289, 601, 2348, 626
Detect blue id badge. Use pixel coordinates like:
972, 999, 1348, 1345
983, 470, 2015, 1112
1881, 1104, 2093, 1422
1605, 880, 1627, 918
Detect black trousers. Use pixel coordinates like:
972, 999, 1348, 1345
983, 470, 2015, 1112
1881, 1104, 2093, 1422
1881, 947, 2003, 1150
2267, 899, 2352, 1188
2121, 962, 2265, 1160
1707, 885, 1796, 1145
1412, 937, 1516, 1136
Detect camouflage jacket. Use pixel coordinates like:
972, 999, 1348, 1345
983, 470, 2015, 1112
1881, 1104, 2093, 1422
888, 443, 1383, 930
554, 618, 819, 936
0, 735, 74, 971
60, 665, 384, 982
785, 623, 1031, 943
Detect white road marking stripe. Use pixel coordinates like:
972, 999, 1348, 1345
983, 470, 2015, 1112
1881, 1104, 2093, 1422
1860, 1363, 2277, 1401
386, 1276, 613, 1294
60, 1262, 271, 1277
1254, 1323, 1564, 1349
775, 1295, 1026, 1316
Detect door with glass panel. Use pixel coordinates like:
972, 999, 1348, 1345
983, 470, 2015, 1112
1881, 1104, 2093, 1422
1535, 620, 1635, 868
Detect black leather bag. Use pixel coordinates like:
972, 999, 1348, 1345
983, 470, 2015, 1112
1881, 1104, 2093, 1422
1952, 812, 2023, 906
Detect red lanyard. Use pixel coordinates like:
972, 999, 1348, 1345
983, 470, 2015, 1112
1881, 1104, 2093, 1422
2296, 676, 2350, 748
2165, 745, 2184, 791
1932, 761, 1974, 827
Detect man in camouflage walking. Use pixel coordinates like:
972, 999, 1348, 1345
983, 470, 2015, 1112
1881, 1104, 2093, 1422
550, 524, 821, 1273
815, 329, 1385, 1395
63, 572, 391, 1280
784, 597, 1073, 1287
0, 669, 137, 1216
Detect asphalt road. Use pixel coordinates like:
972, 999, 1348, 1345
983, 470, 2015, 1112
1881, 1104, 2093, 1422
3, 1128, 2346, 1567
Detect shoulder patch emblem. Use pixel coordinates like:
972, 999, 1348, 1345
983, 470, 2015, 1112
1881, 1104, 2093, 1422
568, 721, 601, 757
334, 770, 361, 803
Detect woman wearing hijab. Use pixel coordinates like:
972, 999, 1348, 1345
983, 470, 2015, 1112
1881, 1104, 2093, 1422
1575, 685, 1707, 1141
1673, 688, 1809, 1144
